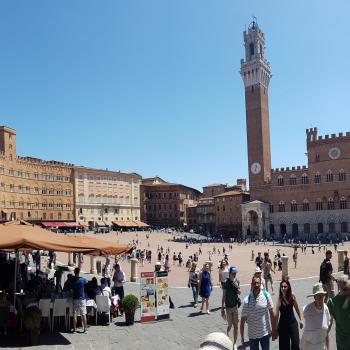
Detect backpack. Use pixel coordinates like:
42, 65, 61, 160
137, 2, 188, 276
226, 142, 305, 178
319, 260, 328, 284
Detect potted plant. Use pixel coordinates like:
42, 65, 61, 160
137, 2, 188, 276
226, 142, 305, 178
23, 306, 42, 345
122, 294, 139, 326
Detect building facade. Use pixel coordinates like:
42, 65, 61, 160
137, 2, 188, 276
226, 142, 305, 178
240, 22, 350, 241
214, 190, 250, 238
74, 166, 142, 228
141, 177, 201, 227
0, 126, 75, 222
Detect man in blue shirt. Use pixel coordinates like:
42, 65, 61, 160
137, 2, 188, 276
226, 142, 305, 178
72, 268, 87, 333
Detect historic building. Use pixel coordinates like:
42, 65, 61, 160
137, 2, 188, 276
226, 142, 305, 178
0, 126, 75, 222
240, 21, 350, 240
74, 166, 142, 229
214, 190, 250, 238
140, 176, 201, 227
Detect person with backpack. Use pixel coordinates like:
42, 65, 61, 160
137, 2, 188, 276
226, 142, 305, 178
319, 250, 337, 303
240, 275, 276, 350
221, 266, 241, 350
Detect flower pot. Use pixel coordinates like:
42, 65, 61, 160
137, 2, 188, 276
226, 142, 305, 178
28, 329, 40, 346
125, 311, 135, 326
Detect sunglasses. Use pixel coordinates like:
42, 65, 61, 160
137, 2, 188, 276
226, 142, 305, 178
281, 285, 288, 289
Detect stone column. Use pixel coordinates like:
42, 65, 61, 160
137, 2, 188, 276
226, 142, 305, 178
130, 258, 138, 282
68, 253, 74, 267
281, 255, 289, 278
337, 250, 345, 272
90, 256, 97, 274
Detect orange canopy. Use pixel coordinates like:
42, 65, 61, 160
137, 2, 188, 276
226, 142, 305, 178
0, 220, 132, 256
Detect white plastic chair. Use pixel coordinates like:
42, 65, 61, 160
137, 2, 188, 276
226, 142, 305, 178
95, 295, 110, 325
38, 299, 52, 331
52, 299, 68, 331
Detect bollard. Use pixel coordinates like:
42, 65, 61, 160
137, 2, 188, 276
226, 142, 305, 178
90, 256, 97, 274
281, 256, 289, 278
337, 250, 345, 272
130, 258, 138, 282
68, 253, 74, 267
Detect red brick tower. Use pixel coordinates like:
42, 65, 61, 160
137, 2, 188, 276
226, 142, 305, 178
240, 20, 272, 192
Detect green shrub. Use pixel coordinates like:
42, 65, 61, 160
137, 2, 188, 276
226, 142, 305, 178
122, 294, 139, 313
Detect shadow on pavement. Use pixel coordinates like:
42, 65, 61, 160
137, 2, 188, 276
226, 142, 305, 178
178, 303, 195, 309
0, 331, 71, 348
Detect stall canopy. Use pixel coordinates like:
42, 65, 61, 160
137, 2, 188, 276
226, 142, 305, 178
112, 220, 149, 228
42, 221, 82, 228
0, 220, 132, 256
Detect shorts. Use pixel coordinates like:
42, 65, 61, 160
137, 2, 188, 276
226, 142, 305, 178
322, 281, 335, 299
73, 299, 87, 316
226, 306, 239, 327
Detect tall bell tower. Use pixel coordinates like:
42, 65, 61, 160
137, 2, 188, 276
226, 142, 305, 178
240, 20, 272, 191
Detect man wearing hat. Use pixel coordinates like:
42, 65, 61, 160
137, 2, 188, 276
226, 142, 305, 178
254, 267, 266, 290
221, 266, 240, 350
301, 283, 331, 350
327, 280, 350, 350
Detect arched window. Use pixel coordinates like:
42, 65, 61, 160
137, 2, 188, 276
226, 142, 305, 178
277, 176, 284, 186
269, 204, 274, 213
316, 199, 323, 211
278, 201, 285, 212
301, 173, 309, 185
290, 175, 297, 186
42, 200, 47, 209
291, 200, 298, 212
326, 170, 333, 183
303, 199, 310, 212
341, 222, 348, 233
329, 222, 335, 233
314, 172, 321, 184
318, 223, 324, 234
340, 197, 347, 209
327, 198, 335, 210
249, 42, 255, 57
280, 224, 287, 235
339, 169, 346, 182
292, 223, 299, 237
304, 223, 310, 234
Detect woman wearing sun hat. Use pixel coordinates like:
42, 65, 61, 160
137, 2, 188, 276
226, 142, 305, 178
300, 282, 331, 350
199, 332, 233, 350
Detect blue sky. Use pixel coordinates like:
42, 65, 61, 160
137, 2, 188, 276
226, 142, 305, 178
0, 1, 349, 191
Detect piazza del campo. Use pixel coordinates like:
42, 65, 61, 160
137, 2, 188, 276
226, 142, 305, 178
0, 2, 349, 350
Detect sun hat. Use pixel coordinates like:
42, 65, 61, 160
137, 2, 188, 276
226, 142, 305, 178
307, 282, 327, 297
255, 267, 262, 273
229, 266, 237, 274
199, 332, 233, 350
155, 262, 161, 266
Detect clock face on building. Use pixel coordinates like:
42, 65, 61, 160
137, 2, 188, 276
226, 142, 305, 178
328, 147, 341, 160
251, 162, 262, 174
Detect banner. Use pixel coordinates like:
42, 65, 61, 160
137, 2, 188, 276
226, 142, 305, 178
140, 272, 156, 322
155, 271, 170, 320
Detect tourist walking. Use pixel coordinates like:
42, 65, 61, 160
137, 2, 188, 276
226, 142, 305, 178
102, 257, 112, 286
319, 250, 336, 302
221, 266, 240, 350
188, 262, 199, 307
262, 253, 275, 294
72, 268, 88, 333
343, 250, 349, 276
255, 252, 263, 268
198, 263, 213, 314
275, 277, 303, 350
293, 249, 298, 268
112, 263, 125, 312
300, 283, 331, 350
240, 275, 276, 350
218, 260, 229, 287
327, 280, 350, 350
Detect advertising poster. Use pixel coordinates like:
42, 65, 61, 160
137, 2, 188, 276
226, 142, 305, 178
140, 272, 156, 322
40, 255, 48, 272
155, 271, 170, 320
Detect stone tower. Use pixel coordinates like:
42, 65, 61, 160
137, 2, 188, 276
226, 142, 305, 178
240, 20, 272, 191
